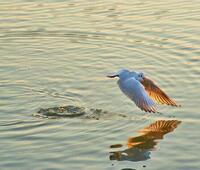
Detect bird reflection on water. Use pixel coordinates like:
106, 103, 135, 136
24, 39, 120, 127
109, 120, 181, 162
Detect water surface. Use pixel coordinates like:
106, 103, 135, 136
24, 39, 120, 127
0, 0, 200, 169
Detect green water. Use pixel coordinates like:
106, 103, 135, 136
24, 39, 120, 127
0, 1, 200, 170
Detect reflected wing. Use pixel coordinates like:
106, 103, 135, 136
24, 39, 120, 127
140, 120, 181, 134
119, 78, 157, 113
127, 120, 181, 148
141, 77, 179, 107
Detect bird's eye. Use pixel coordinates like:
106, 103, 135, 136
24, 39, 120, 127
139, 74, 144, 78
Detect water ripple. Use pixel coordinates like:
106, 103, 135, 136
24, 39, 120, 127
0, 0, 200, 169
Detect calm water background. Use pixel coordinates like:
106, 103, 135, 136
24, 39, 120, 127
0, 0, 200, 169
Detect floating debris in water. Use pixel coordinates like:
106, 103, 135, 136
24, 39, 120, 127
36, 105, 86, 118
34, 105, 128, 120
110, 144, 123, 148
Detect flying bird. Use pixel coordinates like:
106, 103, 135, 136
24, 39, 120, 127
107, 69, 180, 113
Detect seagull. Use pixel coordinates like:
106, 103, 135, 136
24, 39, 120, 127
107, 69, 180, 113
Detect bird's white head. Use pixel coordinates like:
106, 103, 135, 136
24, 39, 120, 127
136, 72, 145, 81
107, 69, 130, 79
107, 69, 145, 81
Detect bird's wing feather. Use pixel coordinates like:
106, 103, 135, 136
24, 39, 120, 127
118, 77, 157, 113
141, 77, 179, 107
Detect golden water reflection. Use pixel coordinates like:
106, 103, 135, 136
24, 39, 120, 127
110, 120, 181, 162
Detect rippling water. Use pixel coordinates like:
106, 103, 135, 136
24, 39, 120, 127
0, 1, 200, 170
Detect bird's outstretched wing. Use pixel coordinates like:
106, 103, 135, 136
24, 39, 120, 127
118, 78, 157, 113
141, 77, 179, 107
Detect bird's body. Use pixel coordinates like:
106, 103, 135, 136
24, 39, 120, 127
108, 69, 179, 113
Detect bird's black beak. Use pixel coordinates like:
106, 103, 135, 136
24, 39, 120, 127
107, 75, 118, 78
